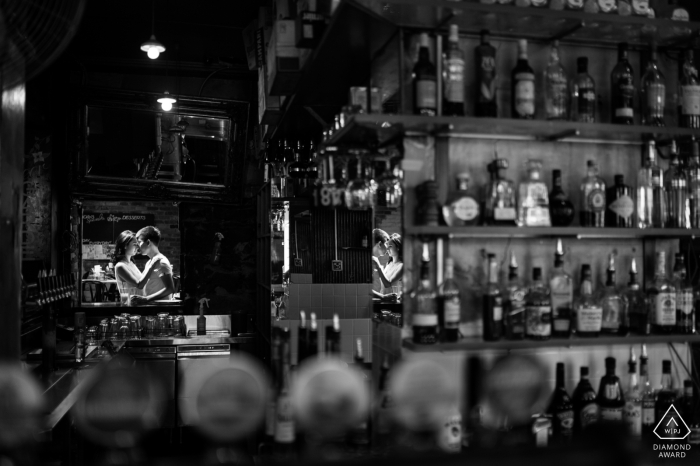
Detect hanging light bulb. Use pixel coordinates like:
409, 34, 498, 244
140, 1, 165, 59
157, 91, 176, 111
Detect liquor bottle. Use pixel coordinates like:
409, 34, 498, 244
475, 30, 497, 117
597, 357, 626, 422
504, 253, 526, 340
413, 33, 437, 116
565, 0, 583, 9
550, 239, 573, 338
624, 349, 643, 438
439, 257, 461, 342
637, 140, 667, 228
574, 264, 603, 337
484, 159, 517, 225
598, 0, 617, 13
572, 366, 599, 433
483, 254, 503, 341
511, 39, 536, 119
688, 140, 700, 228
549, 169, 575, 226
618, 0, 632, 15
611, 43, 635, 124
601, 254, 627, 335
571, 57, 596, 123
412, 243, 438, 344
673, 253, 695, 334
325, 314, 341, 354
626, 259, 649, 335
275, 328, 296, 456
665, 0, 690, 21
649, 251, 677, 334
631, 0, 649, 16
443, 24, 465, 117
544, 41, 568, 120
517, 160, 551, 227
74, 312, 86, 364
640, 345, 656, 436
547, 363, 575, 444
679, 50, 700, 129
525, 267, 552, 340
443, 172, 480, 226
665, 141, 689, 229
606, 174, 634, 228
679, 380, 695, 422
641, 43, 666, 127
655, 360, 676, 424
580, 160, 606, 227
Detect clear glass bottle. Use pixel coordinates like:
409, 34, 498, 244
544, 41, 568, 120
412, 243, 438, 344
511, 39, 536, 119
597, 357, 626, 423
626, 259, 649, 335
484, 158, 517, 225
439, 257, 461, 342
483, 254, 503, 341
688, 140, 700, 228
549, 169, 575, 226
574, 264, 602, 337
547, 362, 574, 445
606, 174, 635, 228
665, 141, 689, 229
648, 251, 676, 334
572, 366, 599, 433
475, 30, 497, 117
504, 253, 526, 340
672, 253, 695, 334
525, 267, 552, 340
580, 160, 606, 227
550, 239, 573, 338
655, 360, 676, 425
624, 348, 643, 437
571, 57, 596, 123
640, 345, 656, 436
679, 50, 700, 129
517, 160, 551, 227
601, 254, 626, 335
641, 43, 666, 127
443, 24, 465, 117
637, 140, 667, 228
611, 42, 635, 124
413, 33, 437, 116
443, 172, 480, 226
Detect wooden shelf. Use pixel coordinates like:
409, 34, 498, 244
403, 334, 700, 352
405, 226, 700, 239
357, 0, 699, 47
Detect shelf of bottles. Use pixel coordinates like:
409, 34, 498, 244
405, 226, 700, 238
356, 0, 698, 47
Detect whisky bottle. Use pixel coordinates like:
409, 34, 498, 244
574, 264, 603, 337
572, 366, 599, 433
543, 41, 568, 120
413, 33, 437, 116
504, 253, 526, 340
672, 253, 695, 334
439, 257, 461, 342
475, 30, 497, 117
641, 43, 666, 127
484, 159, 516, 225
412, 243, 438, 344
611, 42, 635, 124
637, 140, 667, 228
571, 57, 596, 123
679, 50, 700, 129
655, 360, 677, 426
649, 251, 676, 334
525, 267, 552, 340
549, 169, 575, 226
443, 24, 465, 117
517, 160, 551, 227
443, 172, 480, 226
597, 357, 626, 423
625, 259, 649, 335
640, 345, 656, 436
664, 141, 689, 229
580, 160, 606, 227
606, 174, 634, 228
688, 140, 700, 228
601, 254, 626, 335
511, 39, 536, 119
547, 362, 574, 444
550, 239, 573, 338
483, 254, 503, 341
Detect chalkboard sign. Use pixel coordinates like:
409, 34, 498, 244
82, 212, 155, 259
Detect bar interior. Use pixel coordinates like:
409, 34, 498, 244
1, 0, 700, 465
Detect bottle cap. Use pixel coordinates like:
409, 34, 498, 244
580, 366, 589, 377
605, 357, 616, 369
614, 174, 624, 185
662, 360, 671, 372
419, 33, 430, 48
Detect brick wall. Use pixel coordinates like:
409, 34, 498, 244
80, 200, 180, 273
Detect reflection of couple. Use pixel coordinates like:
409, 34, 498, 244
112, 226, 174, 304
372, 229, 402, 299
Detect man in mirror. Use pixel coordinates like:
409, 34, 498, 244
372, 229, 397, 300
130, 226, 175, 304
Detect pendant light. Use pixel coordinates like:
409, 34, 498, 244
140, 0, 165, 59
157, 91, 176, 111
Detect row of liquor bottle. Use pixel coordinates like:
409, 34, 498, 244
411, 241, 696, 344
477, 0, 688, 19
435, 139, 700, 229
414, 26, 699, 127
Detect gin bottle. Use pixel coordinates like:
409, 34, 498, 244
484, 159, 516, 225
580, 160, 606, 227
517, 160, 551, 227
544, 41, 568, 120
648, 251, 676, 334
550, 239, 573, 338
637, 140, 666, 228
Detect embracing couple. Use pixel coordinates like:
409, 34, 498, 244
112, 226, 174, 304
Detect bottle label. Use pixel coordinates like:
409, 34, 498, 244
478, 54, 497, 103
678, 291, 693, 316
672, 9, 690, 21
557, 410, 575, 435
602, 300, 621, 330
444, 297, 461, 327
681, 85, 700, 116
609, 195, 634, 219
631, 0, 648, 15
546, 78, 568, 118
452, 197, 479, 221
646, 83, 666, 118
493, 303, 503, 321
642, 404, 655, 426
566, 0, 584, 8
514, 76, 535, 116
598, 0, 617, 12
576, 305, 603, 332
416, 80, 437, 110
550, 279, 573, 316
494, 207, 517, 220
625, 402, 643, 436
438, 409, 462, 453
525, 305, 551, 337
614, 81, 635, 117
600, 406, 624, 421
525, 206, 551, 227
587, 189, 606, 212
445, 57, 465, 104
653, 292, 676, 325
275, 395, 296, 443
413, 313, 438, 326
605, 385, 619, 399
577, 86, 596, 117
580, 402, 600, 427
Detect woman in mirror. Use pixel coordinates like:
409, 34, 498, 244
112, 230, 161, 297
372, 232, 403, 299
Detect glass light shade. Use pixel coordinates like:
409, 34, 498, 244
157, 91, 176, 111
140, 34, 166, 59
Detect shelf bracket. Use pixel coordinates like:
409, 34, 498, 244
540, 129, 580, 142
549, 21, 585, 42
